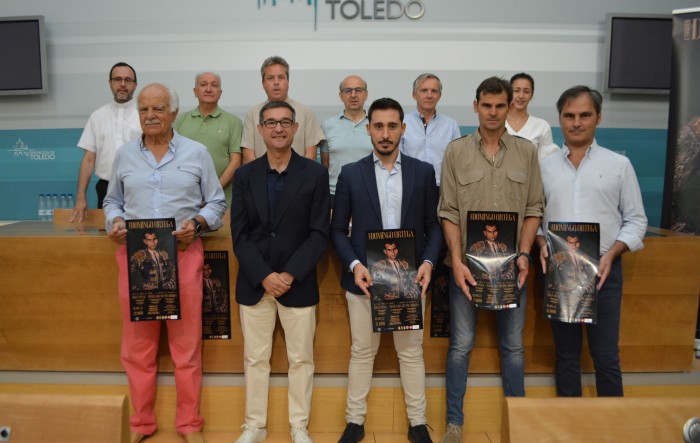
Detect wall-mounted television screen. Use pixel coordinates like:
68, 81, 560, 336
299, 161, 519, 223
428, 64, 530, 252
604, 13, 672, 95
0, 15, 48, 96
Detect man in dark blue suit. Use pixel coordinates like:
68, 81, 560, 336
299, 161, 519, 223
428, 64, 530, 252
331, 98, 442, 443
230, 101, 330, 443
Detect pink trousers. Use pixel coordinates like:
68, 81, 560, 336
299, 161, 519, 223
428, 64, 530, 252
116, 239, 204, 435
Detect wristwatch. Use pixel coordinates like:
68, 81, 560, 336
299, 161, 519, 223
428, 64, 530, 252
517, 252, 532, 264
191, 218, 202, 237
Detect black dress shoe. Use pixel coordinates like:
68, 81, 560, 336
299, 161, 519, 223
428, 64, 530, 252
408, 424, 433, 443
338, 422, 365, 443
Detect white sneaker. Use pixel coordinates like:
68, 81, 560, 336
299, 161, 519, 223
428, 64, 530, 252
291, 427, 312, 443
235, 424, 267, 443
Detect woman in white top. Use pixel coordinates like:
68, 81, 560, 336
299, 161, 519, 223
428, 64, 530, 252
506, 73, 559, 159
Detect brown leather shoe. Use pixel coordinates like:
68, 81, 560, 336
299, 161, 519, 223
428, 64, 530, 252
183, 431, 207, 443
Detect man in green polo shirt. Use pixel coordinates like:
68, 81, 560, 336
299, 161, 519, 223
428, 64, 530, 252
175, 71, 243, 207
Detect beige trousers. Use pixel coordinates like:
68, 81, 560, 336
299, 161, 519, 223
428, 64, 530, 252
345, 291, 427, 427
239, 293, 316, 428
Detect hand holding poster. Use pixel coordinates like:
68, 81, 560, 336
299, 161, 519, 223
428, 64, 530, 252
466, 211, 519, 309
367, 229, 423, 332
126, 218, 180, 321
544, 222, 600, 323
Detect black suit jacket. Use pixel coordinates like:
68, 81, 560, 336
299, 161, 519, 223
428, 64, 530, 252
330, 153, 442, 295
231, 151, 330, 307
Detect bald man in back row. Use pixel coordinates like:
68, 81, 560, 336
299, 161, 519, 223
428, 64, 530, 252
175, 71, 243, 207
320, 75, 374, 206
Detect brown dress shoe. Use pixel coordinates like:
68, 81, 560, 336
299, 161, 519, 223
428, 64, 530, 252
183, 431, 207, 443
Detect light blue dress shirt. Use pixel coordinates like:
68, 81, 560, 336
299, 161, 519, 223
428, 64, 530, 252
104, 130, 226, 231
539, 140, 647, 255
401, 110, 461, 186
373, 152, 403, 230
348, 152, 404, 273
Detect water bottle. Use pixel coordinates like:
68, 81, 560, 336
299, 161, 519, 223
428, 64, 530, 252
37, 194, 46, 221
67, 193, 75, 208
48, 193, 59, 221
60, 194, 68, 209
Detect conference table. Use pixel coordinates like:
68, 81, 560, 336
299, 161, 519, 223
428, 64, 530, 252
0, 210, 698, 375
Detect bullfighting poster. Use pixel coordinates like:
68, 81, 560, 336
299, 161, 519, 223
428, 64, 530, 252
663, 8, 700, 235
429, 261, 450, 337
466, 211, 518, 309
202, 251, 232, 339
544, 222, 600, 324
125, 218, 180, 321
367, 229, 423, 332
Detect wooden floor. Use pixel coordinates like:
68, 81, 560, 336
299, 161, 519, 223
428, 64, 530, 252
136, 430, 500, 443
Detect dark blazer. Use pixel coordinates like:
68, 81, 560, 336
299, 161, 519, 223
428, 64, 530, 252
231, 151, 330, 307
330, 153, 442, 295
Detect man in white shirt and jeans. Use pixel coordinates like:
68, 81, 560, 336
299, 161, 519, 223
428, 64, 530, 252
536, 85, 647, 397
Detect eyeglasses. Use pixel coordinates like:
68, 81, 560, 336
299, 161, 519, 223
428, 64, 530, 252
111, 77, 136, 85
341, 87, 367, 95
261, 118, 295, 129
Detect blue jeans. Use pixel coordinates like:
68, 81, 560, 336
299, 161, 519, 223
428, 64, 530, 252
445, 270, 527, 426
550, 259, 623, 397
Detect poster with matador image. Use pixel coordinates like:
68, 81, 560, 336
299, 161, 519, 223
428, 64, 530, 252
430, 261, 450, 337
125, 218, 180, 321
202, 250, 232, 339
367, 229, 423, 332
544, 221, 600, 324
466, 211, 518, 309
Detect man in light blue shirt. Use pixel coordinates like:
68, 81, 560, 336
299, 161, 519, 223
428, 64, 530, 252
320, 75, 373, 205
401, 73, 461, 187
104, 83, 226, 443
536, 85, 647, 398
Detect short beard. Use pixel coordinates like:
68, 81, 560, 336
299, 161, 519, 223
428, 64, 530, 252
375, 142, 396, 156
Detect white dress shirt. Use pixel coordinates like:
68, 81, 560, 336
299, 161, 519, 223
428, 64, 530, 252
77, 100, 141, 180
539, 140, 647, 255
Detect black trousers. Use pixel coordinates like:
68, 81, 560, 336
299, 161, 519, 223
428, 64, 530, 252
96, 179, 109, 209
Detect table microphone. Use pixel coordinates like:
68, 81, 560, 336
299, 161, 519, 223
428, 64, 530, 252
684, 417, 700, 443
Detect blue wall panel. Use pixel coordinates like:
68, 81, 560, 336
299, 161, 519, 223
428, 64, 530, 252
1, 127, 667, 226
0, 129, 91, 220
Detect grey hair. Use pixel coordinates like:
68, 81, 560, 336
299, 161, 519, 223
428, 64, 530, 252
194, 72, 221, 87
412, 73, 442, 94
260, 56, 289, 80
138, 83, 179, 112
166, 86, 179, 112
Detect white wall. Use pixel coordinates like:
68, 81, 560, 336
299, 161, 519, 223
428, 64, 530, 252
0, 0, 693, 130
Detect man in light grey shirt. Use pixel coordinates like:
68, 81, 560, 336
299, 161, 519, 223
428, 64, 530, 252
320, 75, 373, 205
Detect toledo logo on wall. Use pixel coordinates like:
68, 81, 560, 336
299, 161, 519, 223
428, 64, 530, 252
257, 0, 425, 30
7, 138, 55, 161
